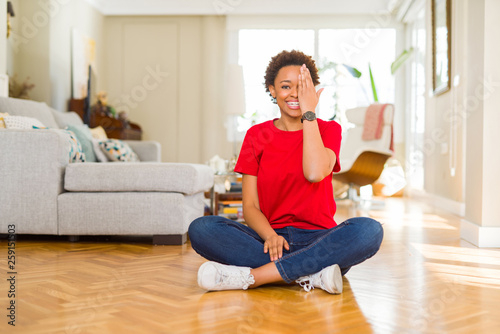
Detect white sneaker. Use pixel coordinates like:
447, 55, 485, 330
198, 261, 255, 291
295, 264, 343, 294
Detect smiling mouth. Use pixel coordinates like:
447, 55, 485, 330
286, 101, 300, 108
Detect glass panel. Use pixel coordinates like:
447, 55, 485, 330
238, 29, 315, 131
317, 29, 396, 124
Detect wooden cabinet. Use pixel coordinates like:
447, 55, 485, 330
69, 98, 143, 140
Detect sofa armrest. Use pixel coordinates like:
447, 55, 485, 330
123, 140, 161, 162
0, 129, 70, 234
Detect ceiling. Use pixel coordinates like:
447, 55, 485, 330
84, 0, 407, 17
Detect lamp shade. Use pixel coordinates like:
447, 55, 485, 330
225, 64, 246, 115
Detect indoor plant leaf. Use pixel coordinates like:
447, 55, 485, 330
368, 63, 378, 102
391, 47, 414, 75
342, 64, 362, 78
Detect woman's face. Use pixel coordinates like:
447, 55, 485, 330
269, 65, 302, 119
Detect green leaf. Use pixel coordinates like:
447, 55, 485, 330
342, 64, 362, 78
391, 47, 414, 75
369, 63, 378, 102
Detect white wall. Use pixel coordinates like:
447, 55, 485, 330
481, 0, 500, 228
463, 0, 484, 228
419, 0, 500, 246
49, 0, 104, 111
8, 0, 51, 103
460, 0, 500, 247
422, 0, 465, 206
0, 0, 6, 75
104, 16, 230, 163
6, 0, 103, 110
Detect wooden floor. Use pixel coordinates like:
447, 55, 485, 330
1, 198, 500, 334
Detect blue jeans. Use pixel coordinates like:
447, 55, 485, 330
188, 216, 383, 283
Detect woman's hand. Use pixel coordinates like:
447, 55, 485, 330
298, 64, 324, 113
264, 234, 290, 261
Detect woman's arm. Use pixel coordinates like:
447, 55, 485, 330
303, 122, 336, 182
298, 64, 336, 183
242, 174, 289, 261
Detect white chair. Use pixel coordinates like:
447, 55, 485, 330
333, 105, 394, 201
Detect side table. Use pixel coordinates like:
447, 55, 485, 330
205, 173, 242, 218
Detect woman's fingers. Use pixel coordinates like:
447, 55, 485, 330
298, 64, 321, 112
264, 236, 289, 261
317, 87, 324, 99
301, 64, 315, 88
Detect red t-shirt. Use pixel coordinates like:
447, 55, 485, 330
234, 118, 342, 230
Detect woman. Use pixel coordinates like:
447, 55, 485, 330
189, 50, 383, 294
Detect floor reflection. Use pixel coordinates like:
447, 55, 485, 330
194, 278, 373, 333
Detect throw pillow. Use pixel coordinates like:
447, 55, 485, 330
33, 126, 86, 163
66, 124, 97, 162
92, 139, 109, 162
90, 126, 108, 140
98, 139, 140, 162
64, 129, 86, 163
0, 112, 9, 128
4, 115, 45, 129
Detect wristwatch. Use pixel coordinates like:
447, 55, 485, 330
301, 111, 317, 123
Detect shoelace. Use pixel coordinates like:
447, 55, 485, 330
296, 271, 325, 292
296, 278, 314, 292
218, 271, 255, 290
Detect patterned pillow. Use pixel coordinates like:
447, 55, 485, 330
66, 124, 97, 162
92, 139, 109, 162
4, 115, 45, 129
33, 126, 86, 163
64, 129, 86, 163
98, 139, 140, 162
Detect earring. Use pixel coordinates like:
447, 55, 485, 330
271, 96, 277, 104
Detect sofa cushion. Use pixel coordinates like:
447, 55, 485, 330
0, 96, 59, 128
64, 162, 214, 195
50, 108, 84, 128
58, 192, 204, 235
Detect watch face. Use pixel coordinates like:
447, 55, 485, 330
303, 111, 316, 121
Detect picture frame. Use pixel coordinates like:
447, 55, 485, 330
431, 0, 451, 95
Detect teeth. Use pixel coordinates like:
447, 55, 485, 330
287, 102, 299, 106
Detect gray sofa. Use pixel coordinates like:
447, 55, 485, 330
0, 96, 214, 244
